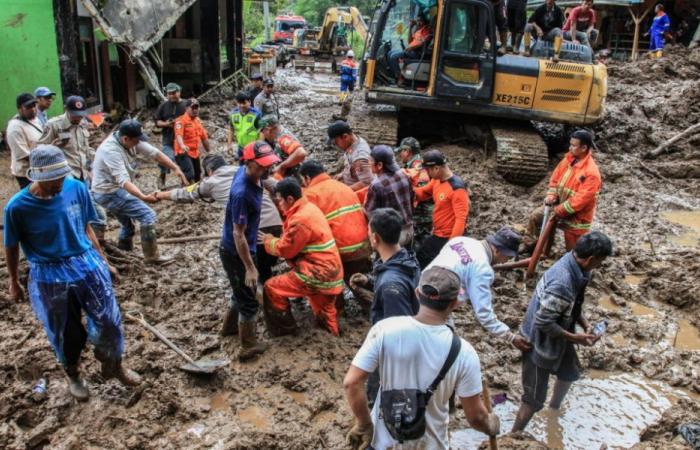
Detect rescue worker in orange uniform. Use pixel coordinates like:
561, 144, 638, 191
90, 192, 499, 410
299, 160, 371, 289
387, 14, 433, 84
414, 150, 470, 268
174, 98, 210, 183
525, 129, 601, 251
260, 178, 345, 336
258, 115, 307, 179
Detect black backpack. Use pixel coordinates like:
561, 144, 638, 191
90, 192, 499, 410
379, 327, 461, 443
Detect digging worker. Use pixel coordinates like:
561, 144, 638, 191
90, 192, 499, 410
91, 119, 186, 263
426, 227, 533, 351
327, 121, 374, 195
339, 49, 358, 103
414, 149, 470, 268
7, 93, 43, 189
34, 87, 56, 127
512, 231, 612, 432
299, 160, 371, 291
228, 91, 261, 154
4, 146, 141, 402
562, 0, 599, 48
396, 137, 433, 248
258, 115, 307, 179
154, 82, 187, 189
524, 129, 601, 252
261, 177, 345, 337
219, 141, 280, 361
174, 98, 211, 183
523, 0, 565, 55
254, 78, 279, 117
344, 266, 500, 450
365, 145, 414, 247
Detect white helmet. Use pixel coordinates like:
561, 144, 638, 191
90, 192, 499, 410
347, 50, 355, 58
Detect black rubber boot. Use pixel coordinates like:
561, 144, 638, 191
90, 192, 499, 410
65, 364, 89, 402
221, 304, 239, 336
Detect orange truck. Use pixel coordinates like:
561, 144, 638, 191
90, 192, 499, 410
273, 15, 306, 44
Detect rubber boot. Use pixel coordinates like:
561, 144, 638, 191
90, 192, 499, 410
65, 364, 89, 402
101, 358, 142, 386
140, 225, 174, 265
498, 31, 508, 56
220, 303, 239, 336
263, 292, 298, 337
117, 237, 134, 251
158, 173, 166, 190
238, 320, 268, 361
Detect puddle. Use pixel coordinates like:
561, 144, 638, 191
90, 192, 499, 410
609, 333, 630, 347
452, 371, 693, 450
237, 406, 270, 429
209, 392, 230, 411
313, 410, 336, 425
288, 391, 307, 404
661, 210, 700, 247
598, 295, 620, 311
672, 319, 700, 351
629, 301, 660, 317
625, 274, 646, 287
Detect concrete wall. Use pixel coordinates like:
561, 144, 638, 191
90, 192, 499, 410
0, 0, 64, 130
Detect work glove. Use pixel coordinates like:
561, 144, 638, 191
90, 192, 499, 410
346, 420, 373, 450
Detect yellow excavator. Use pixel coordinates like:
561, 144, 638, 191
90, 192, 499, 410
360, 0, 607, 186
293, 6, 368, 71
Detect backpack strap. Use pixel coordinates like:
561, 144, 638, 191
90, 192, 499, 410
425, 327, 461, 401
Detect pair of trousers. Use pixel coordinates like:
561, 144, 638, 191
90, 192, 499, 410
94, 189, 157, 241
416, 234, 450, 269
563, 29, 599, 46
256, 226, 282, 284
176, 154, 201, 183
388, 49, 423, 80
264, 271, 340, 336
219, 246, 260, 321
159, 144, 175, 175
526, 205, 586, 251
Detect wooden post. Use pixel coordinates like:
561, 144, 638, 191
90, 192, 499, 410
628, 4, 652, 61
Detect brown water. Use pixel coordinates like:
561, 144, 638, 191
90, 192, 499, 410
209, 392, 231, 411
661, 210, 700, 247
451, 371, 694, 450
237, 406, 270, 429
673, 319, 700, 351
625, 274, 646, 287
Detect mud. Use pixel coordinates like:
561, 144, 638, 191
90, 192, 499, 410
1, 48, 700, 449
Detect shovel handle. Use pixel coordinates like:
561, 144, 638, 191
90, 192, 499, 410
125, 312, 198, 365
482, 380, 499, 450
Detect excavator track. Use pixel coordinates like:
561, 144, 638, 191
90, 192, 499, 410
346, 104, 399, 147
491, 123, 549, 187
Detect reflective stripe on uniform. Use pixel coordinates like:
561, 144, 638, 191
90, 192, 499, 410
338, 242, 365, 253
294, 272, 345, 289
301, 239, 336, 253
267, 237, 279, 254
562, 201, 576, 215
325, 204, 362, 221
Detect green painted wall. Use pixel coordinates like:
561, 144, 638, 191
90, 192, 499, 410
0, 0, 64, 129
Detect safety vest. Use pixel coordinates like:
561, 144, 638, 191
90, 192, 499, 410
304, 173, 371, 261
549, 151, 601, 234
264, 197, 344, 294
339, 58, 357, 83
230, 108, 260, 149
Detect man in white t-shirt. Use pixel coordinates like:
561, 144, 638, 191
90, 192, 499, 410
344, 266, 500, 450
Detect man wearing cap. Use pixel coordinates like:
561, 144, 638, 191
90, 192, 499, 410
260, 177, 344, 336
339, 50, 357, 103
6, 93, 43, 188
228, 91, 262, 154
34, 87, 56, 127
254, 78, 279, 118
154, 82, 187, 189
4, 145, 141, 402
426, 228, 533, 351
246, 72, 264, 102
396, 137, 434, 249
91, 119, 186, 263
220, 141, 280, 360
512, 231, 611, 432
327, 121, 374, 193
258, 114, 307, 179
365, 145, 414, 247
524, 129, 601, 252
414, 149, 470, 268
344, 266, 500, 450
174, 98, 211, 183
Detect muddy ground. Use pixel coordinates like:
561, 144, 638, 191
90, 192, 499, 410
1, 46, 699, 449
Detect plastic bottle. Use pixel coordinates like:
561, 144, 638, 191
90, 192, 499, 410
32, 378, 47, 402
592, 320, 608, 336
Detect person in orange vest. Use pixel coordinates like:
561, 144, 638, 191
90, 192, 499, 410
339, 50, 358, 104
260, 178, 345, 336
174, 98, 211, 183
299, 160, 371, 288
396, 137, 434, 249
258, 115, 307, 179
524, 129, 602, 251
387, 14, 433, 84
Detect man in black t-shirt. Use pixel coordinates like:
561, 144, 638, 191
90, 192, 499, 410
523, 0, 565, 55
154, 83, 187, 188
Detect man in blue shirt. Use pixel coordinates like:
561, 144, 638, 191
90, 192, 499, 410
220, 141, 280, 361
4, 146, 140, 402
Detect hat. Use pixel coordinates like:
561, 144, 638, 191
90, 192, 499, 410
34, 87, 56, 98
259, 114, 279, 129
185, 98, 200, 108
16, 93, 38, 109
26, 145, 72, 182
347, 50, 355, 58
396, 137, 420, 154
264, 78, 275, 86
486, 226, 522, 258
118, 119, 148, 142
370, 145, 400, 172
165, 82, 182, 93
417, 266, 461, 303
241, 141, 280, 168
422, 149, 446, 167
251, 72, 263, 80
326, 120, 352, 145
65, 95, 87, 116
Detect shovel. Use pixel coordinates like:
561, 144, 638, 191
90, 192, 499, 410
125, 312, 229, 375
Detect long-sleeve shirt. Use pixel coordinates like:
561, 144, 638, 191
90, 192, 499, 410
91, 133, 161, 194
340, 136, 374, 188
6, 115, 43, 177
414, 175, 469, 238
38, 113, 92, 180
548, 151, 601, 234
427, 237, 511, 338
649, 12, 670, 36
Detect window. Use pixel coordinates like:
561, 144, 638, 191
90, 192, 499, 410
445, 3, 487, 55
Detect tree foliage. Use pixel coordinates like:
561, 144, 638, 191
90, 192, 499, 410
293, 0, 380, 27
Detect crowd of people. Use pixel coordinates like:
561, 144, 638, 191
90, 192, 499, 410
4, 72, 612, 449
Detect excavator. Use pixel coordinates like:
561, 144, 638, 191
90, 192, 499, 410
359, 0, 607, 186
293, 6, 368, 72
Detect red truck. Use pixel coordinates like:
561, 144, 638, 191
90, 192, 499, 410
273, 15, 306, 44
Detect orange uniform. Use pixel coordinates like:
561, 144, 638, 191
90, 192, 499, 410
409, 25, 432, 48
415, 175, 470, 238
263, 197, 344, 335
174, 114, 208, 158
304, 173, 370, 261
269, 134, 304, 179
549, 151, 601, 246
